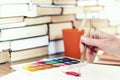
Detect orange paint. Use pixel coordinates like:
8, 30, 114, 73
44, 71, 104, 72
62, 28, 84, 59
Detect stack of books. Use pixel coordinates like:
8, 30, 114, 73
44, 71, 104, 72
94, 51, 120, 65
0, 0, 50, 62
0, 0, 120, 65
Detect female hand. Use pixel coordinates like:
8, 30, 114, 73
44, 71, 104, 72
81, 31, 120, 63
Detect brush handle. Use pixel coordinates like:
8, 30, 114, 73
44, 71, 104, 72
80, 19, 92, 62
80, 44, 87, 62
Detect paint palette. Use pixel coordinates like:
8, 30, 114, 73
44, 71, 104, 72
22, 57, 80, 72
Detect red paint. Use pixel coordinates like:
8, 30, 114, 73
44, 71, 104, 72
64, 71, 81, 77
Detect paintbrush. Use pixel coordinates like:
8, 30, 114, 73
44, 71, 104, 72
80, 23, 92, 63
80, 17, 94, 63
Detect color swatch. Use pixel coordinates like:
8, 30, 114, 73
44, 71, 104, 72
22, 57, 80, 72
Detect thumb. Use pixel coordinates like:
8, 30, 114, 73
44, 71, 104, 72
81, 36, 100, 47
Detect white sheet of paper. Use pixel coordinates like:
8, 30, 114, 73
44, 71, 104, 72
7, 63, 120, 80
0, 71, 30, 80
81, 64, 120, 80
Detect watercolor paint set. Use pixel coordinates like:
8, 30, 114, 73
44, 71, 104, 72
18, 57, 80, 72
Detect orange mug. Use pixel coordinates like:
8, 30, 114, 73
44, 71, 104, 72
62, 28, 84, 59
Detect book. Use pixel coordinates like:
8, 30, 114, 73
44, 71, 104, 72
37, 7, 62, 16
0, 22, 25, 29
48, 39, 64, 55
104, 6, 120, 26
97, 27, 116, 34
0, 51, 10, 64
93, 50, 120, 65
0, 41, 10, 51
94, 53, 120, 65
11, 46, 48, 61
25, 16, 51, 26
26, 4, 37, 17
91, 19, 109, 28
0, 4, 29, 17
49, 22, 73, 40
95, 59, 120, 65
11, 36, 49, 51
62, 7, 83, 15
73, 19, 90, 28
0, 16, 24, 25
53, 0, 77, 5
84, 6, 104, 13
0, 24, 48, 41
97, 54, 120, 62
31, 0, 52, 4
76, 11, 106, 19
98, 0, 115, 6
0, 0, 29, 4
77, 0, 98, 6
51, 14, 75, 23
74, 19, 109, 28
38, 4, 76, 8
73, 20, 93, 35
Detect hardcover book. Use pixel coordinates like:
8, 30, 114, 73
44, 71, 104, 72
49, 22, 73, 40
0, 4, 29, 17
11, 46, 48, 61
25, 16, 51, 26
51, 15, 75, 23
0, 24, 48, 41
11, 36, 49, 51
53, 0, 76, 5
37, 7, 62, 16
